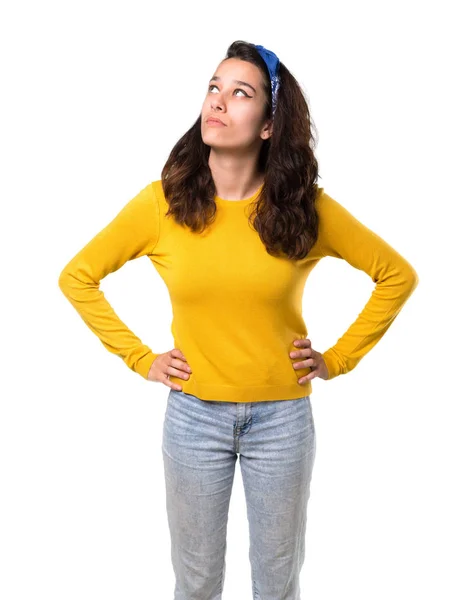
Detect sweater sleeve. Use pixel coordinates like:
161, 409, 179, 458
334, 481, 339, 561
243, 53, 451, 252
58, 182, 161, 380
316, 190, 419, 380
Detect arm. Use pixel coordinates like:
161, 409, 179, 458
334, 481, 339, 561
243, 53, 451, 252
316, 189, 419, 380
58, 182, 160, 380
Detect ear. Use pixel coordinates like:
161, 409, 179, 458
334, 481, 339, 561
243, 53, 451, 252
260, 119, 273, 140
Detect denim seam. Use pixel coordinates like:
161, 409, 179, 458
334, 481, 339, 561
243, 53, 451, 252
218, 541, 226, 597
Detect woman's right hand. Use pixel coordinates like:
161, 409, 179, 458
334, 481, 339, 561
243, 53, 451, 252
147, 348, 192, 391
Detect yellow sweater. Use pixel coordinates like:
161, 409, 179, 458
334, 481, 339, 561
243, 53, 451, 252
58, 180, 419, 402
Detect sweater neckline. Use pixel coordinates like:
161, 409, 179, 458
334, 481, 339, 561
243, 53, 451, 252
215, 181, 264, 205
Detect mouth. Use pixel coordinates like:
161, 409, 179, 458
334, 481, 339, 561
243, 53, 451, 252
206, 117, 226, 126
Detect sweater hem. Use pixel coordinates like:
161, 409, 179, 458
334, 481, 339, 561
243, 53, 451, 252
174, 379, 313, 402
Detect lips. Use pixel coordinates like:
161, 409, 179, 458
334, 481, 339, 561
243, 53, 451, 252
206, 117, 226, 126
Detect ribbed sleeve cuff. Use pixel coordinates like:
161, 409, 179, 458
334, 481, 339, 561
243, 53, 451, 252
134, 351, 160, 381
321, 349, 342, 380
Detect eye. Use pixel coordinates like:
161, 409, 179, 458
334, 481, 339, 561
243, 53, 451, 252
208, 84, 250, 97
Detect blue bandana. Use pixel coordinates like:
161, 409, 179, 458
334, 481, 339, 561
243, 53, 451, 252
254, 44, 281, 118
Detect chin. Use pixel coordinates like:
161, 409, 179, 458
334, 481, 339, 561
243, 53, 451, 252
201, 132, 226, 146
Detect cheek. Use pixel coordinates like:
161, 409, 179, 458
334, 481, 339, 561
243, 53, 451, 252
236, 113, 263, 136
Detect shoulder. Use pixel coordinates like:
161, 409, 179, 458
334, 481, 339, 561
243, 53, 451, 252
314, 186, 352, 222
151, 179, 165, 200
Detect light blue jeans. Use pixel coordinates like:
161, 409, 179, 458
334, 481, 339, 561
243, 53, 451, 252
161, 389, 317, 600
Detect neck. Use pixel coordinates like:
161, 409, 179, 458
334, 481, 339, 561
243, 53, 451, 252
208, 149, 264, 200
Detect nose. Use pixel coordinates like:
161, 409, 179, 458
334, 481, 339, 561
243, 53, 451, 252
211, 97, 225, 112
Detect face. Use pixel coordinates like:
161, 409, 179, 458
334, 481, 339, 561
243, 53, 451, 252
200, 57, 273, 151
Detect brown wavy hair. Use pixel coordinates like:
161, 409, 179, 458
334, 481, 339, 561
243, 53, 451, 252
161, 39, 321, 261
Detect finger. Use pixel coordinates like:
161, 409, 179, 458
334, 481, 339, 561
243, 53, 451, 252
293, 338, 311, 348
293, 357, 316, 369
172, 358, 192, 372
161, 374, 183, 391
166, 365, 191, 381
173, 348, 187, 362
298, 369, 319, 384
290, 348, 312, 360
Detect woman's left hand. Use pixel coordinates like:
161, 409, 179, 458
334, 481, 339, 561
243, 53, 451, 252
289, 338, 329, 384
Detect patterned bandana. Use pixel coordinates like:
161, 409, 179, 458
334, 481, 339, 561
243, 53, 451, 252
254, 44, 281, 118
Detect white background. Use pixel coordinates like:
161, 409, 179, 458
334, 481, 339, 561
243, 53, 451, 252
1, 0, 452, 598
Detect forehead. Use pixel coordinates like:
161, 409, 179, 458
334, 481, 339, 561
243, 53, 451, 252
211, 58, 263, 87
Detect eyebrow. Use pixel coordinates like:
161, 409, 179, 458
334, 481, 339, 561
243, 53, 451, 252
209, 76, 256, 94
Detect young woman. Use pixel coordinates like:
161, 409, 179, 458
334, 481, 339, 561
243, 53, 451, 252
59, 40, 418, 600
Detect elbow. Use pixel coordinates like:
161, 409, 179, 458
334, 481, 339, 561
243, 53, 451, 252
58, 262, 74, 295
58, 269, 69, 295
404, 262, 419, 295
409, 262, 419, 286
